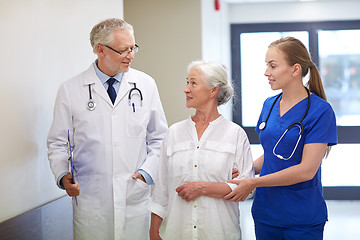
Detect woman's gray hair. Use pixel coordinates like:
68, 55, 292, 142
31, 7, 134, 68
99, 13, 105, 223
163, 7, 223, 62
187, 60, 233, 106
90, 18, 134, 54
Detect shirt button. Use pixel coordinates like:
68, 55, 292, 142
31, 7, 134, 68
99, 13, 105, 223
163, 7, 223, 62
194, 225, 197, 228
194, 164, 197, 168
194, 205, 197, 208
196, 146, 199, 149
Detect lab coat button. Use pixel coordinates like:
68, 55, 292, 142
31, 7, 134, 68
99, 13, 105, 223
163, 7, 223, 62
196, 146, 199, 149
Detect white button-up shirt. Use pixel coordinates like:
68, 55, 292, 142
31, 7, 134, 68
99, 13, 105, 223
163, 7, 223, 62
148, 116, 254, 240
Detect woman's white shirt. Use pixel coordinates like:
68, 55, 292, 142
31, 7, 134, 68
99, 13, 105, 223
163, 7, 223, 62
148, 115, 254, 240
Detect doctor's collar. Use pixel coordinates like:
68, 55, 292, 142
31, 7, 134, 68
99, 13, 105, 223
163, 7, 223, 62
93, 59, 124, 85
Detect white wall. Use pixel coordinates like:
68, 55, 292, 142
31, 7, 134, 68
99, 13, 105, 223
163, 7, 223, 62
0, 0, 124, 222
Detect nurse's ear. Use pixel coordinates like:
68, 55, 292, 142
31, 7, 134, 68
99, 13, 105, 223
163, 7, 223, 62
292, 63, 302, 77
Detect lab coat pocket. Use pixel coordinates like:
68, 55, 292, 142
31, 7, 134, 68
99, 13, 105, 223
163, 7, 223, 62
126, 107, 149, 138
167, 141, 194, 178
203, 141, 236, 179
126, 179, 150, 217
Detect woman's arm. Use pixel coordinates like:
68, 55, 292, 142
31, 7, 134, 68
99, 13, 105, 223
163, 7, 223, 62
176, 182, 232, 202
224, 143, 327, 201
150, 213, 163, 240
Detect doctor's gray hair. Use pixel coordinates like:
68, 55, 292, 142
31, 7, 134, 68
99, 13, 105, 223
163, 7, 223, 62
187, 61, 233, 106
90, 18, 134, 54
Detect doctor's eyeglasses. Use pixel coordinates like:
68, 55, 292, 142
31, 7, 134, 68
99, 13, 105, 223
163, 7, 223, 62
103, 44, 139, 56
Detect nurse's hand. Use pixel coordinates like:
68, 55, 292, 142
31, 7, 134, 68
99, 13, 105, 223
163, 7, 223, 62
132, 172, 146, 183
176, 182, 203, 202
62, 172, 80, 197
223, 178, 254, 202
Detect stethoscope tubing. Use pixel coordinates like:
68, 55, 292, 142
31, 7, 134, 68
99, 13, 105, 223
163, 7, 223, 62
260, 87, 310, 160
86, 83, 143, 111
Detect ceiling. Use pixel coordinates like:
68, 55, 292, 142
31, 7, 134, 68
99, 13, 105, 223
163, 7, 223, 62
223, 0, 339, 3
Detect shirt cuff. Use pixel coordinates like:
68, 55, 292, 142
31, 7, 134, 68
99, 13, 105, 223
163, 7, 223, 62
225, 182, 237, 191
57, 172, 68, 190
138, 169, 154, 185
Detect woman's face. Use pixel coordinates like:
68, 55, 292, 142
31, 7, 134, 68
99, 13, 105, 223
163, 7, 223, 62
264, 46, 295, 90
184, 68, 213, 109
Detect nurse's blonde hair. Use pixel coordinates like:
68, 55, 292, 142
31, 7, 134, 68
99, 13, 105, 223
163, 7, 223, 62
269, 37, 331, 157
269, 36, 327, 101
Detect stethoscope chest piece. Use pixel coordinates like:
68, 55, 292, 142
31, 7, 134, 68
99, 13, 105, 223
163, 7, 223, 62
87, 83, 96, 111
87, 100, 96, 111
259, 121, 266, 130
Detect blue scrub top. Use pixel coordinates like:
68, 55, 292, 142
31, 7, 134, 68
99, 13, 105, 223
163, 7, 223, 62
252, 93, 337, 227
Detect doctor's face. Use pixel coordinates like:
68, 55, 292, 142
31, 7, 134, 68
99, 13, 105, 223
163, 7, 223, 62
264, 46, 295, 91
184, 68, 213, 110
98, 30, 136, 76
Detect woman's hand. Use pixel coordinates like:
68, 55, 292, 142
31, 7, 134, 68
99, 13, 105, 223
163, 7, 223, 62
176, 182, 204, 202
223, 178, 255, 202
232, 168, 240, 179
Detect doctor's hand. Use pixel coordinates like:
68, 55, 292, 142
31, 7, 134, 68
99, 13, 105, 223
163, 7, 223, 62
223, 178, 254, 202
132, 172, 146, 183
62, 172, 80, 197
176, 182, 203, 202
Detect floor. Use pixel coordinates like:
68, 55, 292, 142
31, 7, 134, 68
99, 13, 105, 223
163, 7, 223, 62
239, 200, 360, 240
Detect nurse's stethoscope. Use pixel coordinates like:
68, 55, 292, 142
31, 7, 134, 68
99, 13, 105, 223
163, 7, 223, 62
86, 83, 143, 111
259, 87, 310, 160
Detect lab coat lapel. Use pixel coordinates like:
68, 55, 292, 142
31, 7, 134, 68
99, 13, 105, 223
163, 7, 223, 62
114, 70, 133, 106
82, 65, 116, 106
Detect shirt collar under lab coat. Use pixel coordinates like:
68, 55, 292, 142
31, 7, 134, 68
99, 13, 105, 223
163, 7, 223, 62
93, 59, 124, 93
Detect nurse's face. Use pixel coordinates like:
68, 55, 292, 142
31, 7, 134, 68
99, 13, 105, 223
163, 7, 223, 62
97, 30, 136, 76
264, 46, 295, 91
184, 68, 213, 109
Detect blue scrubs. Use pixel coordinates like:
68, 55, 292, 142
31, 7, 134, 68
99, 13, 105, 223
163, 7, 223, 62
252, 93, 337, 239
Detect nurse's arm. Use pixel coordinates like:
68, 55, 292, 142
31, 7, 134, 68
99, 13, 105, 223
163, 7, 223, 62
253, 143, 327, 186
224, 143, 327, 201
253, 154, 264, 175
176, 182, 232, 202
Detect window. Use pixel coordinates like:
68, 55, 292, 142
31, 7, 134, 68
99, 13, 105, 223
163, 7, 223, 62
231, 20, 360, 200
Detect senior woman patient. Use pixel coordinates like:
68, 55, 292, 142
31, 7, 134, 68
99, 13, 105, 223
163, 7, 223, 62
148, 61, 255, 240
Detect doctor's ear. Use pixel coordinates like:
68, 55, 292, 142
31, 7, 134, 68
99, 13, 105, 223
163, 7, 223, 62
96, 44, 105, 55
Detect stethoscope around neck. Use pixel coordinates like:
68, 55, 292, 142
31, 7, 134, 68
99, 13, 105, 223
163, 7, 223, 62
86, 82, 143, 111
259, 87, 310, 160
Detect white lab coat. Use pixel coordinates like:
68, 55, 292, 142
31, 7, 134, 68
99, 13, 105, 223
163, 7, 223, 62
47, 64, 168, 240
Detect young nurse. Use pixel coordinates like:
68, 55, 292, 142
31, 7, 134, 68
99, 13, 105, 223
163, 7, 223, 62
224, 37, 337, 240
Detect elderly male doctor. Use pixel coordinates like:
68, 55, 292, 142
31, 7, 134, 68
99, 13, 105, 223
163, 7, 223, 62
47, 18, 168, 240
